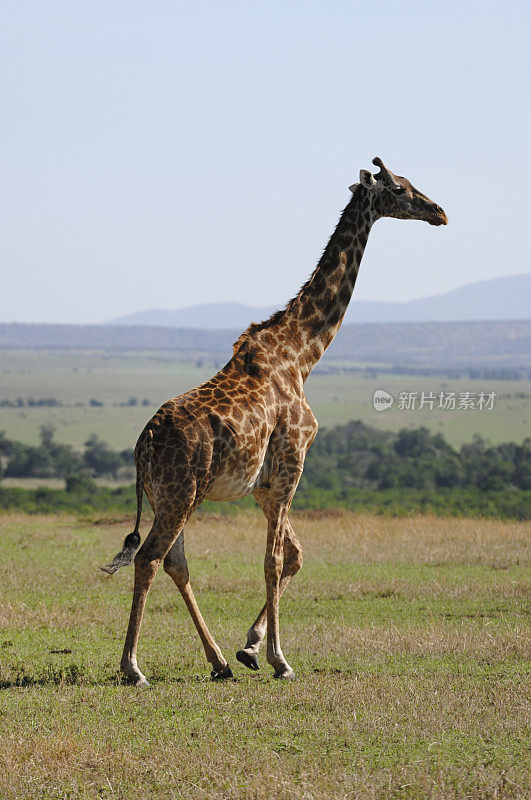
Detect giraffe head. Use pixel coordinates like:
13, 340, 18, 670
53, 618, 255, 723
351, 157, 447, 226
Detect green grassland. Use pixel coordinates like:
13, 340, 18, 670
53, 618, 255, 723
0, 512, 529, 799
0, 350, 529, 449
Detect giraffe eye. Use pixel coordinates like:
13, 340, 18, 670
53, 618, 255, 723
393, 186, 406, 195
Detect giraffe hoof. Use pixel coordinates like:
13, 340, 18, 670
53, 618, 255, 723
236, 650, 260, 671
273, 668, 295, 681
122, 674, 150, 688
120, 662, 150, 687
210, 664, 233, 681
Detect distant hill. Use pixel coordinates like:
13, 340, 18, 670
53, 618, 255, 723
1, 320, 529, 371
109, 302, 277, 330
109, 274, 531, 328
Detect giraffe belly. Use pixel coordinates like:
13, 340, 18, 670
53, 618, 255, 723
205, 474, 254, 501
205, 453, 270, 502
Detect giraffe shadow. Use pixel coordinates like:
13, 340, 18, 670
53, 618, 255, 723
0, 671, 242, 690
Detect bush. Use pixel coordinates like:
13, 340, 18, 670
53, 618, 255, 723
65, 474, 98, 495
83, 435, 122, 478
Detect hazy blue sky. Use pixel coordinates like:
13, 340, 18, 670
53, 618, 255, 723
1, 1, 529, 324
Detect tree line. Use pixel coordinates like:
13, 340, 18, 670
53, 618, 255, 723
0, 397, 152, 408
0, 426, 132, 480
299, 421, 530, 493
1, 421, 529, 491
0, 422, 529, 519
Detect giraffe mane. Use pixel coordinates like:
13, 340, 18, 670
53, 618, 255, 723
233, 297, 300, 353
233, 265, 329, 351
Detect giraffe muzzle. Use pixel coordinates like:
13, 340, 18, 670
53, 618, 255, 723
429, 205, 448, 226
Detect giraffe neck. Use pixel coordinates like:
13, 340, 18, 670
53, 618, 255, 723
265, 184, 376, 381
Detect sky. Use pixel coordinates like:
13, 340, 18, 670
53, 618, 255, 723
1, 0, 529, 324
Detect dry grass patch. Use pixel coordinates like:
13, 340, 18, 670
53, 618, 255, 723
0, 512, 529, 799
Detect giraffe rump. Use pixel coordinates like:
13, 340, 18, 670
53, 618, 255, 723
100, 429, 154, 574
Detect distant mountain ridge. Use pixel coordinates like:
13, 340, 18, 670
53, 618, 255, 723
109, 274, 530, 328
110, 302, 278, 330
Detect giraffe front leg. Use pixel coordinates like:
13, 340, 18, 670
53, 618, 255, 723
236, 518, 303, 672
264, 513, 294, 679
262, 462, 304, 680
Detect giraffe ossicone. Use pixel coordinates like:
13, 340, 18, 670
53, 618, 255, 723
102, 157, 447, 685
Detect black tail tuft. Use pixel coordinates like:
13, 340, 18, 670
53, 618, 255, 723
100, 531, 141, 574
100, 429, 152, 575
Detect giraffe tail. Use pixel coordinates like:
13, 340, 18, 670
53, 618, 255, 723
100, 430, 153, 574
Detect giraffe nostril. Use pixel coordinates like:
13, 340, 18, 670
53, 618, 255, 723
433, 205, 447, 224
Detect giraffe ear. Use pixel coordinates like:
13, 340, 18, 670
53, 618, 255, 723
359, 169, 377, 189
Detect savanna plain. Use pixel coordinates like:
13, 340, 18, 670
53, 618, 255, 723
1, 350, 529, 450
1, 511, 529, 800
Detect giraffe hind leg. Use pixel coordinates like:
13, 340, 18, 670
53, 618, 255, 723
120, 502, 195, 687
163, 532, 232, 681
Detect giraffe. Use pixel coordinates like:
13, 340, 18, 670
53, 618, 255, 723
102, 157, 447, 686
